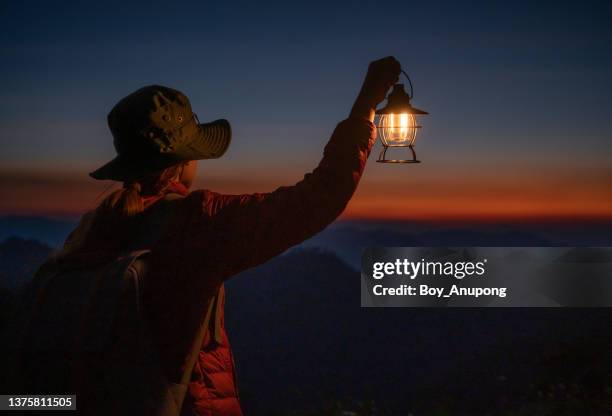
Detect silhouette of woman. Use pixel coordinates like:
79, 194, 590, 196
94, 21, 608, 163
44, 57, 400, 416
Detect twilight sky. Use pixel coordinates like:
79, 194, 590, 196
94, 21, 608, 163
1, 1, 611, 220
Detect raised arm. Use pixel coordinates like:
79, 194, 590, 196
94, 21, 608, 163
182, 57, 402, 279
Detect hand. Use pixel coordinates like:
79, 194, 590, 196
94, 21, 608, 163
350, 56, 402, 121
359, 56, 402, 106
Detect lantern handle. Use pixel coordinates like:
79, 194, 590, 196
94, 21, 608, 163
401, 69, 414, 99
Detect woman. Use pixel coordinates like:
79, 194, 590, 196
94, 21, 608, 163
50, 57, 400, 415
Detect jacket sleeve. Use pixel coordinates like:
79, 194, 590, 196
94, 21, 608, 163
184, 117, 376, 281
143, 117, 375, 380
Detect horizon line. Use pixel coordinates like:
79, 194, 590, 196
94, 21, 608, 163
2, 211, 612, 225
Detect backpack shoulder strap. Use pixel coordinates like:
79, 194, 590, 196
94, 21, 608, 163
123, 250, 217, 415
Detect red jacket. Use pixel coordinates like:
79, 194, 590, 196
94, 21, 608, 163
141, 118, 376, 416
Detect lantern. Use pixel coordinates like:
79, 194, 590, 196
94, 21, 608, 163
375, 70, 428, 163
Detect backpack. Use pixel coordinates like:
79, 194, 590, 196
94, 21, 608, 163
15, 250, 213, 416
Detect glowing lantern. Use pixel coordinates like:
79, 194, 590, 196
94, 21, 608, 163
376, 71, 428, 163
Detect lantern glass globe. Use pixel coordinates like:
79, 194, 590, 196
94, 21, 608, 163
376, 113, 418, 147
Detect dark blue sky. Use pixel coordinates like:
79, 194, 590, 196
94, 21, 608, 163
1, 1, 611, 219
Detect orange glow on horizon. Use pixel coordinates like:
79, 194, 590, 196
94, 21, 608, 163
1, 162, 611, 222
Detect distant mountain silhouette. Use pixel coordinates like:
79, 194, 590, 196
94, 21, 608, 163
0, 237, 53, 292
3, 214, 612, 256
225, 248, 612, 414
0, 216, 75, 247
303, 222, 553, 267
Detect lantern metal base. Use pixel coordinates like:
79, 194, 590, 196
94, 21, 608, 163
377, 145, 421, 164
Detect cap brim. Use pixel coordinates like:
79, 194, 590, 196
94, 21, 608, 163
90, 118, 231, 181
175, 118, 232, 161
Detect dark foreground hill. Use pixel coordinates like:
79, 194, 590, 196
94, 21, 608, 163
1, 237, 610, 414
226, 248, 612, 415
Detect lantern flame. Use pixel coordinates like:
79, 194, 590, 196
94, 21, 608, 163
399, 113, 409, 138
378, 113, 417, 146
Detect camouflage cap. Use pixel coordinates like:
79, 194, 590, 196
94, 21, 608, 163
90, 85, 231, 181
